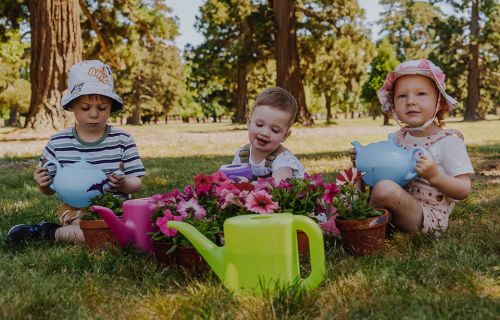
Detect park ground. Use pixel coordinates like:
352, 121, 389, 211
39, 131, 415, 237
0, 117, 499, 319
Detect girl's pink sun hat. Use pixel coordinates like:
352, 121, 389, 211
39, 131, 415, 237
377, 59, 458, 113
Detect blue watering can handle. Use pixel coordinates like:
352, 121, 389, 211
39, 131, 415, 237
293, 216, 325, 291
42, 160, 61, 190
410, 147, 427, 176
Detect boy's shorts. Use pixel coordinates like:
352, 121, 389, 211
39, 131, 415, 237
56, 204, 87, 226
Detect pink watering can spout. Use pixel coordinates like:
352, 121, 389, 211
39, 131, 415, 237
91, 198, 158, 255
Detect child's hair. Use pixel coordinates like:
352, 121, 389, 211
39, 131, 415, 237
70, 94, 112, 106
251, 87, 298, 127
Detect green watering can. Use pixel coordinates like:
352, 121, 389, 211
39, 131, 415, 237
168, 213, 325, 295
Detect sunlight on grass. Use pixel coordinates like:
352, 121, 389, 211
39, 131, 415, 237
0, 118, 499, 319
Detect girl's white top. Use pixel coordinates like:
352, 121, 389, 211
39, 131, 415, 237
404, 132, 474, 178
232, 146, 305, 179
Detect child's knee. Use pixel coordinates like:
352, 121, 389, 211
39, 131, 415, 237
370, 180, 401, 203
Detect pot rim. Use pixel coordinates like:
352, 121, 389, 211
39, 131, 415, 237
334, 209, 389, 231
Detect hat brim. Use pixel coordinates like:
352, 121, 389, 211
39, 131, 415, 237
61, 83, 123, 113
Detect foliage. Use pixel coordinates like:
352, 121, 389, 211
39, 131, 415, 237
82, 193, 125, 220
149, 172, 342, 246
333, 167, 381, 221
301, 0, 374, 121
80, 0, 184, 123
361, 38, 399, 119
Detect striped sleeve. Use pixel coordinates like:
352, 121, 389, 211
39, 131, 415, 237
121, 134, 146, 177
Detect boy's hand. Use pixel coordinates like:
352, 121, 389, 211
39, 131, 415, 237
34, 167, 52, 188
107, 171, 125, 192
348, 148, 357, 165
415, 154, 441, 182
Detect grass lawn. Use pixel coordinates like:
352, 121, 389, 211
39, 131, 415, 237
0, 117, 499, 319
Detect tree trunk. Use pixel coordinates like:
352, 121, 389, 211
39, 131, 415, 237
131, 71, 142, 125
325, 93, 332, 123
9, 108, 21, 127
234, 60, 248, 124
464, 0, 482, 121
272, 0, 313, 125
25, 0, 82, 131
383, 113, 390, 126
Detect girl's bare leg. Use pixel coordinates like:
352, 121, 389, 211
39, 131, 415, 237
55, 219, 85, 243
370, 180, 423, 233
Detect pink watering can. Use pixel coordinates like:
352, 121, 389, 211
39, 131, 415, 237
91, 198, 158, 254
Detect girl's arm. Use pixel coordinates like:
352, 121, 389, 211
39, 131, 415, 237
416, 155, 471, 200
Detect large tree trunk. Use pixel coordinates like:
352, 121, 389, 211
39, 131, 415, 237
383, 113, 390, 126
25, 0, 82, 131
272, 0, 313, 125
464, 0, 481, 121
234, 61, 248, 124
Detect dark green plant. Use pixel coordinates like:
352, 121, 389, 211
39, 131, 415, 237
82, 193, 125, 220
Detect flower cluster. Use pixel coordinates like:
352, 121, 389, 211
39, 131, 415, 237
149, 172, 342, 244
332, 167, 382, 220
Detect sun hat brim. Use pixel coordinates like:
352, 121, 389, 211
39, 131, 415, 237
61, 82, 123, 113
378, 67, 458, 113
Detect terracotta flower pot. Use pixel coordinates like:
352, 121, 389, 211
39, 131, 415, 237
79, 219, 119, 251
297, 230, 309, 256
152, 240, 208, 273
335, 209, 389, 256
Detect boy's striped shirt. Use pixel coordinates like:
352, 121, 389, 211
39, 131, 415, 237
41, 125, 145, 178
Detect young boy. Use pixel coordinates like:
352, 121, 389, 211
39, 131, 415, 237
231, 86, 305, 182
7, 60, 146, 245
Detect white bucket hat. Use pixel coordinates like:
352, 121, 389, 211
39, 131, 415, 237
377, 59, 458, 113
61, 60, 123, 112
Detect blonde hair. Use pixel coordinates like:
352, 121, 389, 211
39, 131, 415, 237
250, 87, 298, 127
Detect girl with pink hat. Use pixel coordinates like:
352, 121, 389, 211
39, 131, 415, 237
367, 59, 474, 234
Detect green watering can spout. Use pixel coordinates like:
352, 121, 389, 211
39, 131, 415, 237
167, 221, 225, 279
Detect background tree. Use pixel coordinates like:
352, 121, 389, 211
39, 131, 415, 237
379, 0, 442, 61
361, 38, 399, 125
272, 0, 313, 125
301, 0, 374, 123
80, 0, 183, 125
188, 0, 274, 123
0, 29, 29, 127
25, 0, 82, 130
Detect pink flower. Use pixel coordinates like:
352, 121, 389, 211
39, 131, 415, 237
194, 173, 213, 196
305, 173, 324, 187
182, 185, 194, 199
245, 190, 279, 214
277, 179, 293, 190
254, 177, 275, 192
322, 183, 339, 204
176, 198, 206, 219
211, 171, 229, 185
156, 209, 183, 237
336, 167, 363, 185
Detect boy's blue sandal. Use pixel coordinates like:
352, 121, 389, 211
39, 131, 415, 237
7, 222, 61, 245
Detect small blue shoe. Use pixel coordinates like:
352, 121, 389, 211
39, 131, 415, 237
7, 222, 60, 245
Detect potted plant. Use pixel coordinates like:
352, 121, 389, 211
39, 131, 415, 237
332, 168, 389, 256
150, 171, 340, 267
80, 193, 124, 250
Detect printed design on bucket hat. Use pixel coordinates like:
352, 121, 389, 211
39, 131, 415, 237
88, 66, 110, 84
70, 83, 84, 95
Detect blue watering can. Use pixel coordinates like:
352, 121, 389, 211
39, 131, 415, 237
43, 157, 117, 208
351, 133, 427, 187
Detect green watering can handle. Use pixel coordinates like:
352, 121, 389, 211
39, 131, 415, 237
293, 215, 326, 291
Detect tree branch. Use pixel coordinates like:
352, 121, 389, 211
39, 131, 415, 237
78, 0, 121, 69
